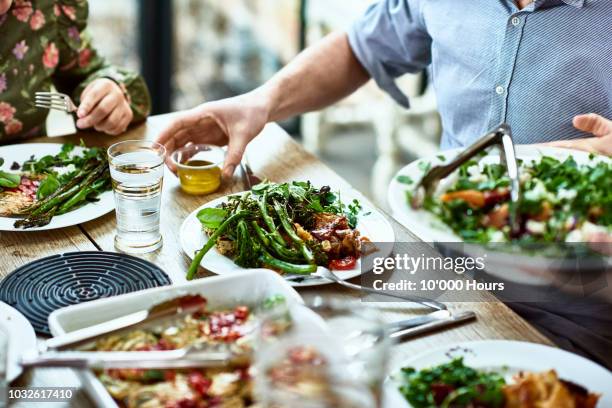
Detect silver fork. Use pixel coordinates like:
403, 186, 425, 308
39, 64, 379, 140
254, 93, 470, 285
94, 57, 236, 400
284, 268, 447, 311
34, 91, 78, 119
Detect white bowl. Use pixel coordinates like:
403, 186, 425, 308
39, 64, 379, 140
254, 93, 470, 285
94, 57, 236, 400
48, 269, 302, 408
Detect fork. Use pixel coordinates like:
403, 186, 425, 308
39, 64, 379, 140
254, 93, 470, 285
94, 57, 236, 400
34, 91, 78, 120
284, 268, 448, 311
411, 122, 521, 235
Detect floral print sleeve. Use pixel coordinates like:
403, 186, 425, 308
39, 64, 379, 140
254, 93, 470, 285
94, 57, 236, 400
0, 0, 151, 143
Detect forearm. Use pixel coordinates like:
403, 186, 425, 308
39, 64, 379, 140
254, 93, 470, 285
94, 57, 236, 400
257, 32, 370, 122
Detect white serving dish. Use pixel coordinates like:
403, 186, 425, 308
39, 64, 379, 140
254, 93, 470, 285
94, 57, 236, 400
48, 269, 303, 408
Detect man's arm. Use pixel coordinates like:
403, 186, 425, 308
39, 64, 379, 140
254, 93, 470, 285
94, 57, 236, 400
156, 32, 370, 177
260, 32, 370, 122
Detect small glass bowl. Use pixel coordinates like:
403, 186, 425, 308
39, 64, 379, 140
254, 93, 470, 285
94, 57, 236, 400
171, 144, 224, 195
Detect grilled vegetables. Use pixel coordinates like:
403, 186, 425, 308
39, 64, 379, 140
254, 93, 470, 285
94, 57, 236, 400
187, 181, 366, 280
0, 143, 111, 228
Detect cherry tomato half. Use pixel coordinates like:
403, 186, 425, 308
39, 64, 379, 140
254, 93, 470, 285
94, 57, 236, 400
329, 256, 356, 271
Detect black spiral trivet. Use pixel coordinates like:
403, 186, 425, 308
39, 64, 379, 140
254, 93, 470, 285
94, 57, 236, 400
0, 251, 171, 335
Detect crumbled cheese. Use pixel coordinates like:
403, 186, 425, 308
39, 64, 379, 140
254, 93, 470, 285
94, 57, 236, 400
467, 165, 487, 183
526, 220, 546, 235
53, 164, 75, 176
488, 230, 506, 243
524, 180, 550, 202
557, 188, 577, 201
519, 172, 532, 183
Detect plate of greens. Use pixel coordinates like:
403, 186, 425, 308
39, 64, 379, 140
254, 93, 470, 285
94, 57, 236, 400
0, 143, 113, 231
385, 340, 610, 408
180, 181, 394, 286
388, 146, 611, 244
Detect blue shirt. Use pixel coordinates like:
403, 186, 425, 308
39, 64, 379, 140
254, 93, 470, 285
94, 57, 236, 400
348, 0, 612, 148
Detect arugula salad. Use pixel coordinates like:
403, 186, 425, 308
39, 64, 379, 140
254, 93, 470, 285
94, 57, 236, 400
187, 181, 367, 280
404, 154, 611, 243
0, 142, 110, 228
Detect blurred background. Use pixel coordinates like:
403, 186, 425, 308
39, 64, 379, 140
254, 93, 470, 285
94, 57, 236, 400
87, 0, 442, 208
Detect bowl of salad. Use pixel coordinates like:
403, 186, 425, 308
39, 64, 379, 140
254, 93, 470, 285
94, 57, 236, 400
388, 146, 611, 284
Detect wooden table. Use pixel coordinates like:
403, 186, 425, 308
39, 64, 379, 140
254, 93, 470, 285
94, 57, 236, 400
2, 115, 551, 407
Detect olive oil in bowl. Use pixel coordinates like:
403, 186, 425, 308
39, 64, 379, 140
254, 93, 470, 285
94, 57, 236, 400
171, 145, 224, 195
177, 159, 222, 195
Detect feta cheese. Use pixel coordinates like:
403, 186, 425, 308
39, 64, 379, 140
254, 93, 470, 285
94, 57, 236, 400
488, 230, 506, 243
53, 164, 75, 176
524, 180, 550, 202
557, 188, 577, 201
526, 220, 547, 235
467, 165, 487, 183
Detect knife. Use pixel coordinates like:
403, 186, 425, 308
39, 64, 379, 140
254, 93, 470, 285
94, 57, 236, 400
389, 311, 477, 340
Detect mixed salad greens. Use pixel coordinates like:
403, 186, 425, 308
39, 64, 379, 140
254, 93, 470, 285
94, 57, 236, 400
405, 154, 611, 243
0, 142, 111, 228
396, 357, 600, 408
187, 181, 365, 280
397, 357, 506, 408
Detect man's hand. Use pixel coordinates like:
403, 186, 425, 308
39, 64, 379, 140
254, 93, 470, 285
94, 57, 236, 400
545, 113, 612, 157
155, 92, 270, 179
76, 78, 133, 135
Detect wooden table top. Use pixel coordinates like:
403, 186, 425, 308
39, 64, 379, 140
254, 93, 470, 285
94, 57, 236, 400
2, 115, 551, 407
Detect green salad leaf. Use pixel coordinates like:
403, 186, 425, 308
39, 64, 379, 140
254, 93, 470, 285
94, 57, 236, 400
36, 174, 60, 200
197, 207, 229, 230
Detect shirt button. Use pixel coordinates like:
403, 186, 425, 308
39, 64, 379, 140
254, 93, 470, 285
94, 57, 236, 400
495, 86, 505, 95
511, 16, 521, 26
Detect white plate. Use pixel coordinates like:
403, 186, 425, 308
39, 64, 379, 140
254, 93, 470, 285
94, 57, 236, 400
0, 143, 114, 231
388, 146, 611, 243
48, 269, 304, 408
0, 301, 37, 382
384, 340, 612, 407
180, 190, 395, 287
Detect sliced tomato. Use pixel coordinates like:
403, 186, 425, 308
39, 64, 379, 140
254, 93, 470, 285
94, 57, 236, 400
329, 256, 357, 271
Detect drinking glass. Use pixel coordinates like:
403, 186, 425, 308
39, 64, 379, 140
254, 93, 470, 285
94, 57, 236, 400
255, 298, 389, 408
108, 140, 166, 254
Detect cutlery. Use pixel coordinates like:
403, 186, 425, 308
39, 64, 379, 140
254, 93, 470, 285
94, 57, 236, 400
284, 268, 447, 311
20, 344, 246, 370
386, 310, 451, 332
34, 91, 78, 120
389, 310, 476, 340
44, 295, 207, 351
241, 153, 262, 188
411, 123, 521, 235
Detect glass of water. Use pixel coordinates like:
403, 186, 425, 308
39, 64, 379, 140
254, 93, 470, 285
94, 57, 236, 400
108, 140, 166, 254
255, 298, 389, 408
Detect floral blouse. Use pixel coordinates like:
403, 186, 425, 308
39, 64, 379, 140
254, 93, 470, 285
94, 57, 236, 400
0, 0, 151, 142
